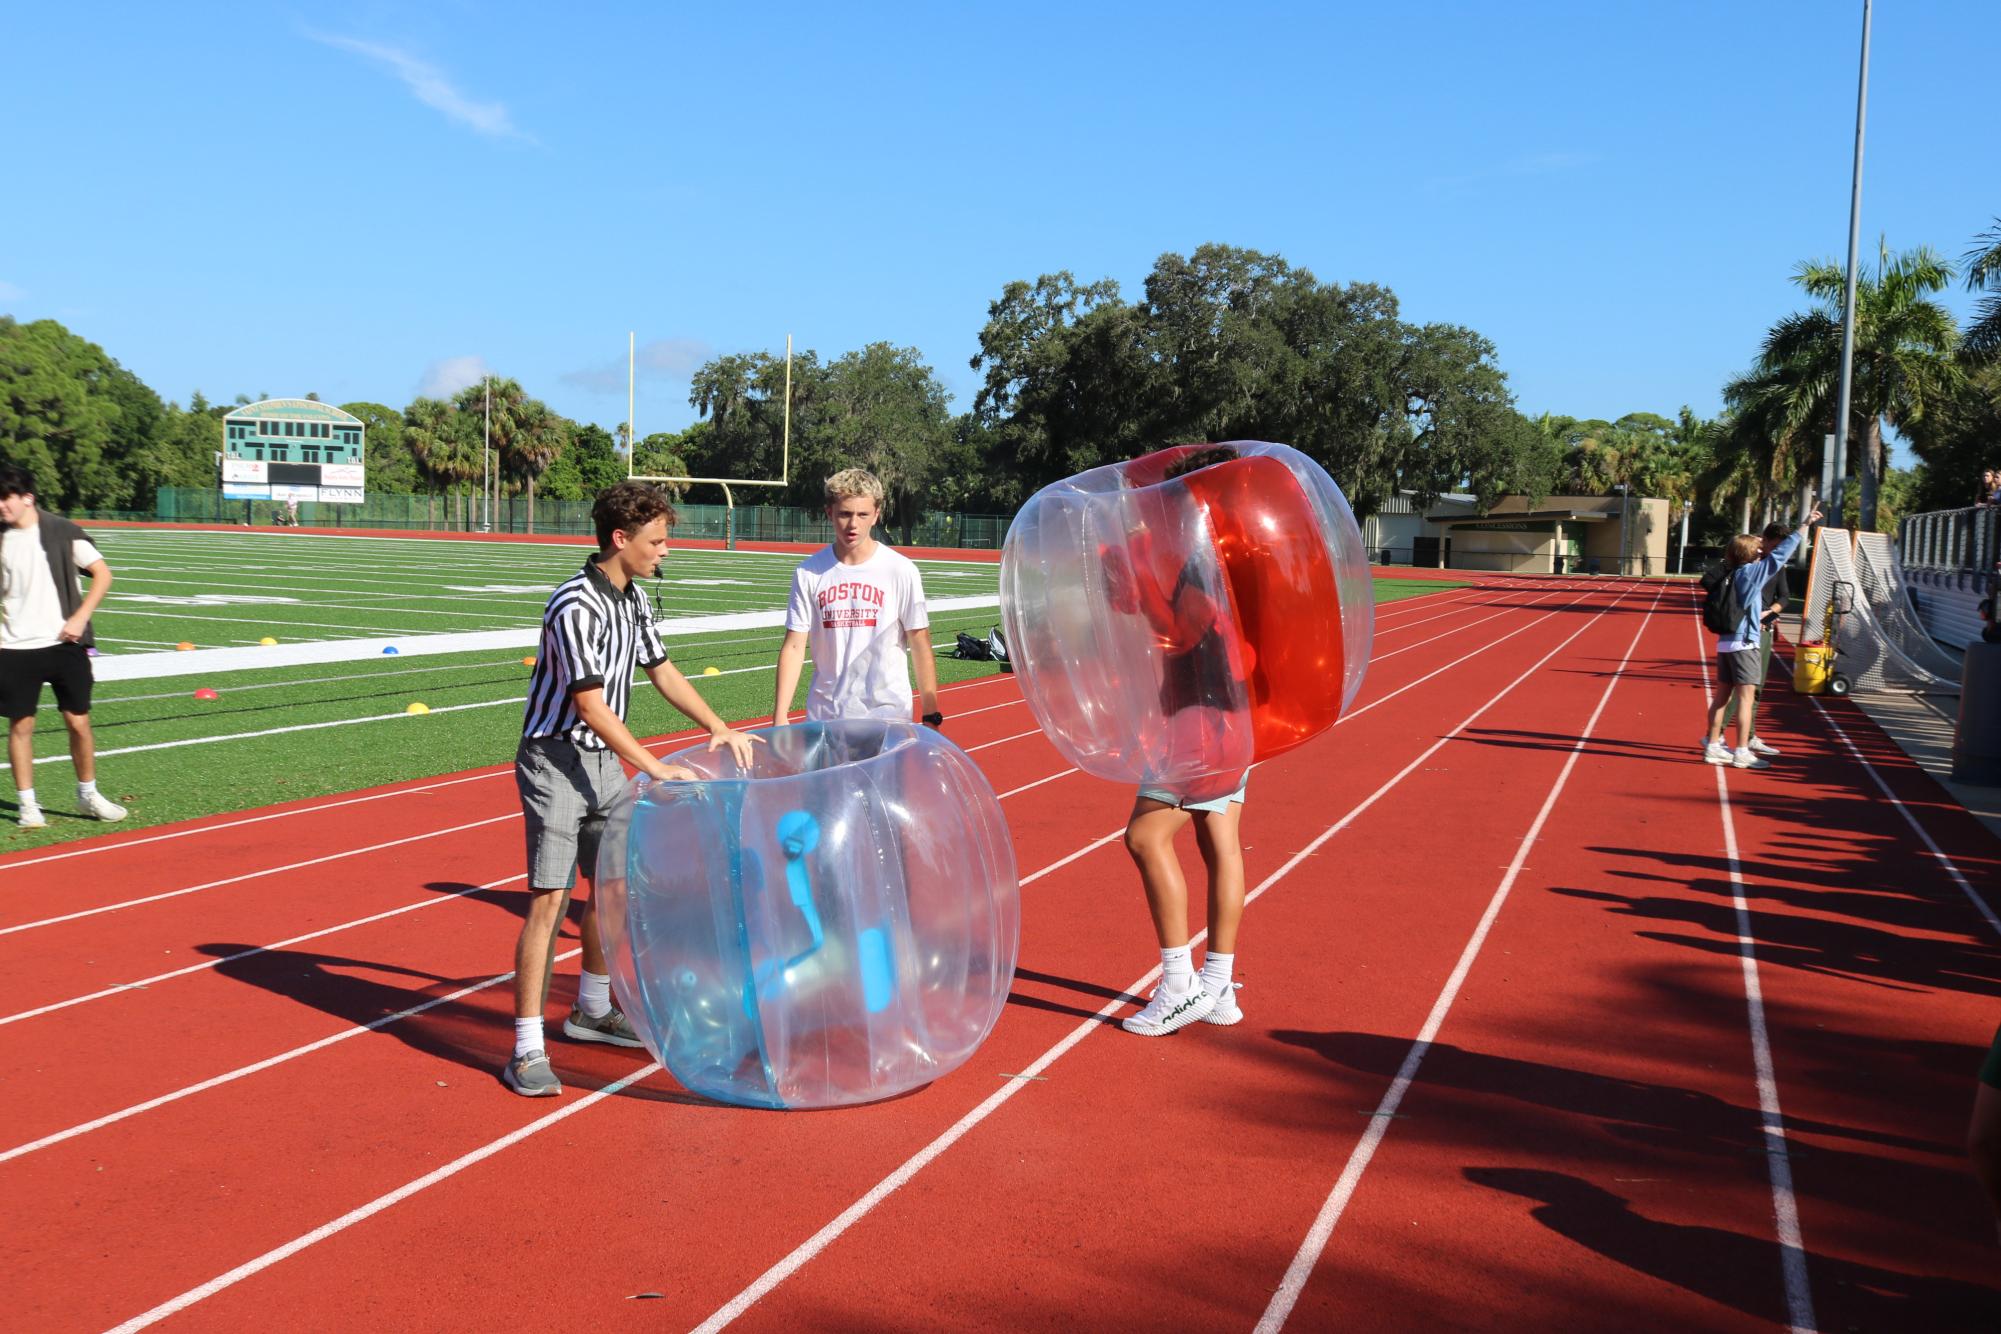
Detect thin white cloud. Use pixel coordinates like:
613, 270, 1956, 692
1425, 151, 1597, 191
415, 355, 492, 400
307, 32, 533, 143
561, 337, 715, 394
0, 280, 22, 302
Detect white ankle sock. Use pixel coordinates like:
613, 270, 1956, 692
1160, 945, 1195, 992
513, 1017, 543, 1058
77, 779, 99, 801
578, 970, 611, 1018
1201, 951, 1235, 993
17, 787, 37, 810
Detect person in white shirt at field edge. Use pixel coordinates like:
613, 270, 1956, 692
773, 469, 943, 729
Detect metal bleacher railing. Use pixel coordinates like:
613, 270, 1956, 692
1899, 505, 2001, 577
142, 487, 1012, 551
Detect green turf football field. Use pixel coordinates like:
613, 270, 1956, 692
13, 529, 1459, 848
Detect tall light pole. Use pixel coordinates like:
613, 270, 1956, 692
1677, 498, 1692, 575
481, 375, 492, 533
1832, 0, 1872, 528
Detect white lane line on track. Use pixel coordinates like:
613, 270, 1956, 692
0, 675, 1026, 873
0, 815, 517, 942
1693, 614, 1818, 1334
99, 1060, 664, 1334
86, 580, 1625, 1330
1, 591, 1614, 1147
1806, 698, 2001, 936
0, 864, 525, 1027
694, 583, 1642, 1332
0, 945, 580, 1166
0, 750, 1082, 1038
1254, 582, 1662, 1331
5, 768, 1091, 1166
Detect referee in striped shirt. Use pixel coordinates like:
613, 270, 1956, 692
506, 481, 759, 1098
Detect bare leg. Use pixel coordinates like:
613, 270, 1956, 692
7, 716, 32, 794
1193, 803, 1245, 955
1704, 689, 1733, 744
1125, 799, 1193, 948
1733, 686, 1758, 750
513, 884, 574, 1020
61, 710, 94, 784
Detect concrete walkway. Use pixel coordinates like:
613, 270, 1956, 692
1849, 687, 2001, 843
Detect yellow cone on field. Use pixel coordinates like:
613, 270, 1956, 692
176, 641, 195, 651
405, 702, 431, 715
702, 666, 721, 676
259, 636, 277, 646
523, 656, 537, 667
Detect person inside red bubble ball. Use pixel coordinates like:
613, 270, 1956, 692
1102, 446, 1253, 1037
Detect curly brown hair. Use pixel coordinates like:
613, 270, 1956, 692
1162, 445, 1240, 481
592, 480, 677, 551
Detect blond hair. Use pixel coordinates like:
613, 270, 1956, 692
1726, 534, 1761, 567
824, 468, 884, 511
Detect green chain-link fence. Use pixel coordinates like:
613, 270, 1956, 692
146, 488, 1010, 550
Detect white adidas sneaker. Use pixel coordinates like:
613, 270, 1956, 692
1121, 980, 1216, 1036
1201, 982, 1243, 1026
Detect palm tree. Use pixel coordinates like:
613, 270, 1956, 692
1963, 219, 2001, 362
1757, 241, 1960, 530
501, 396, 566, 533
405, 397, 480, 529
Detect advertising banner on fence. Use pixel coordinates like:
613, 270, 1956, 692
321, 464, 365, 487
221, 483, 271, 500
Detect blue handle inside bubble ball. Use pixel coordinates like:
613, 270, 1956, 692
767, 807, 896, 1015
776, 809, 826, 951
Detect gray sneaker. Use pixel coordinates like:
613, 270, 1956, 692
17, 806, 46, 829
503, 1050, 561, 1097
562, 1004, 644, 1048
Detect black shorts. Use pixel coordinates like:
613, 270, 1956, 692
0, 644, 94, 719
1715, 648, 1763, 688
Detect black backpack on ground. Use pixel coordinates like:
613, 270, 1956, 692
1700, 563, 1747, 636
952, 631, 994, 661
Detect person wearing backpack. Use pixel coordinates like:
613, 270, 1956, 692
1702, 507, 1819, 768
1718, 521, 1793, 758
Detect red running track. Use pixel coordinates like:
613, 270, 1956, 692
6, 574, 1998, 1332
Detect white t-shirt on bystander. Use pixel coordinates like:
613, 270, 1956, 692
785, 544, 930, 721
2, 525, 102, 650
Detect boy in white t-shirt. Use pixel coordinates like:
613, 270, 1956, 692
0, 465, 127, 827
773, 469, 943, 727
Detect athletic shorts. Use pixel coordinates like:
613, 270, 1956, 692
1981, 1022, 2001, 1091
1137, 773, 1249, 815
1715, 648, 1763, 688
515, 736, 628, 891
0, 644, 94, 719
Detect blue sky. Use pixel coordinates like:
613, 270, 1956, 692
3, 1, 1991, 451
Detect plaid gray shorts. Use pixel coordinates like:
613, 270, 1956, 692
515, 736, 629, 891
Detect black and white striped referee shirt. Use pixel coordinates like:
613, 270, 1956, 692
521, 559, 669, 750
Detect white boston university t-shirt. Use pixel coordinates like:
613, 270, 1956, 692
2, 524, 103, 650
785, 544, 930, 721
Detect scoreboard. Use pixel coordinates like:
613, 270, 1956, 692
221, 459, 365, 505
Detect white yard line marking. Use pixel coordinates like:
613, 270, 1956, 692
99, 1061, 664, 1334
1693, 615, 1818, 1334
695, 584, 1638, 1332
1807, 698, 2001, 935
0, 675, 1021, 872
1255, 584, 1662, 1331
